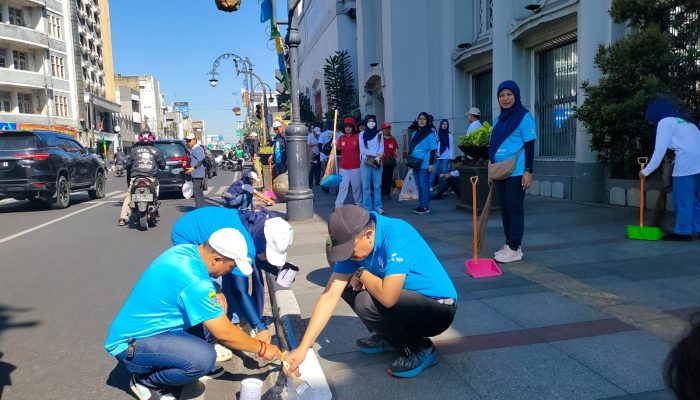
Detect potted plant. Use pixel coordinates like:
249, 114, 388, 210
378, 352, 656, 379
258, 145, 274, 165
459, 122, 491, 161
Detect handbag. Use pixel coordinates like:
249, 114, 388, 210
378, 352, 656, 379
406, 155, 423, 169
487, 148, 524, 181
364, 155, 380, 169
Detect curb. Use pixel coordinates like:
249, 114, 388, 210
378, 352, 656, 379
266, 272, 333, 400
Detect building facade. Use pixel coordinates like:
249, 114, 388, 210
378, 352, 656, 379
114, 85, 140, 148
354, 0, 626, 202
297, 0, 358, 120
69, 0, 120, 151
0, 0, 80, 135
115, 74, 164, 136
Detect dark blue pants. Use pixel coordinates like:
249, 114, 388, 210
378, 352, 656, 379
434, 176, 460, 198
114, 330, 215, 389
673, 173, 700, 234
494, 176, 526, 250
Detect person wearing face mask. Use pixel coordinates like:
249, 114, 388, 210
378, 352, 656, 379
430, 119, 453, 191
282, 206, 457, 379
335, 117, 363, 209
360, 115, 385, 214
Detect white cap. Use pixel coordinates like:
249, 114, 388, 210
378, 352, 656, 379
185, 133, 196, 140
250, 132, 258, 137
208, 228, 252, 276
263, 218, 294, 267
466, 107, 481, 116
272, 120, 283, 128
246, 171, 260, 182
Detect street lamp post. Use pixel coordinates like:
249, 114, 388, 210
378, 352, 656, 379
208, 53, 255, 119
253, 81, 274, 144
279, 0, 313, 221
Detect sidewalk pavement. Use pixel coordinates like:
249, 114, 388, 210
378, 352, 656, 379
277, 185, 699, 400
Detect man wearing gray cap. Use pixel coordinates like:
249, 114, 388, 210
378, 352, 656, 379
282, 205, 457, 379
466, 107, 483, 136
106, 228, 281, 400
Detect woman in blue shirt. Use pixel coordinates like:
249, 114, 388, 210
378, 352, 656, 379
490, 80, 537, 263
409, 112, 438, 214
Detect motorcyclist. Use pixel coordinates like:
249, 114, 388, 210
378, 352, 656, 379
113, 147, 127, 165
118, 131, 165, 226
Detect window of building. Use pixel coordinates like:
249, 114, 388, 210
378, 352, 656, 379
472, 70, 493, 125
9, 7, 25, 27
535, 40, 578, 160
49, 14, 63, 39
17, 93, 33, 114
50, 55, 65, 79
131, 100, 140, 112
13, 51, 28, 71
55, 95, 69, 117
0, 91, 11, 112
0, 49, 6, 68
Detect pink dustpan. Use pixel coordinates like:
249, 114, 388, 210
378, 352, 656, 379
465, 176, 502, 278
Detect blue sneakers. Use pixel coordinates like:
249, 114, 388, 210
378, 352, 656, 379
387, 344, 438, 378
356, 334, 394, 354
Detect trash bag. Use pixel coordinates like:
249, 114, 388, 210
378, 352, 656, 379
182, 181, 193, 199
398, 169, 418, 201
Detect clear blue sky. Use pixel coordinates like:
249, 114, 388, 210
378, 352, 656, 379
110, 0, 288, 142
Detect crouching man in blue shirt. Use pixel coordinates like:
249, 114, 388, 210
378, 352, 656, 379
105, 228, 281, 400
283, 205, 457, 378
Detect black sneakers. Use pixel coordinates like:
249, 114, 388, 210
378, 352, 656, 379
387, 344, 438, 378
356, 334, 394, 354
129, 375, 176, 400
411, 207, 430, 214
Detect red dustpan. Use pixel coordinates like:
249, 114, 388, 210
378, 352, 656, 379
465, 176, 501, 278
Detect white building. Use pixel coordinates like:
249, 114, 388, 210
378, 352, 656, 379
296, 0, 358, 121
0, 0, 80, 134
114, 85, 140, 147
115, 74, 164, 136
355, 0, 625, 202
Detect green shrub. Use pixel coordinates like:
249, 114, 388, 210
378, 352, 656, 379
459, 122, 492, 146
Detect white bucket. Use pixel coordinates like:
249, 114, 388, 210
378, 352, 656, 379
276, 263, 299, 288
239, 378, 263, 400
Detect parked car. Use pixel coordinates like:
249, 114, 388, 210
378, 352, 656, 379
153, 139, 191, 197
0, 130, 107, 208
203, 147, 218, 178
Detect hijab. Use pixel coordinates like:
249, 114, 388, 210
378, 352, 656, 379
438, 119, 450, 154
645, 97, 693, 126
362, 115, 380, 147
409, 112, 433, 153
489, 80, 529, 163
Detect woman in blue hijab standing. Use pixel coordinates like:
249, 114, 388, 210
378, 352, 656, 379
490, 81, 537, 263
642, 97, 700, 241
430, 119, 453, 190
360, 115, 385, 214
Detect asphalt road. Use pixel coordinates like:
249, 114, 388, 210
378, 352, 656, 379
0, 169, 240, 400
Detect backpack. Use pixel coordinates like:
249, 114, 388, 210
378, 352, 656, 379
321, 140, 333, 156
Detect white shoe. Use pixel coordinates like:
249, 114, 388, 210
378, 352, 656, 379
494, 246, 523, 263
494, 244, 509, 258
376, 208, 385, 215
214, 342, 233, 362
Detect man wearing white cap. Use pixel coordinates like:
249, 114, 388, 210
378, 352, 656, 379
171, 207, 294, 346
222, 170, 274, 209
248, 132, 262, 178
106, 228, 281, 400
466, 107, 483, 136
185, 133, 207, 208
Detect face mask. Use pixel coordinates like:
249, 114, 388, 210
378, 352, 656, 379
367, 121, 376, 129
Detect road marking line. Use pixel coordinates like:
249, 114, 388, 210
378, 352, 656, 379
105, 190, 123, 198
0, 202, 105, 245
216, 186, 227, 195
204, 187, 213, 195
509, 261, 689, 341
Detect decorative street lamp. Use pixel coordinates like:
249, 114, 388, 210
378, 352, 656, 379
208, 53, 255, 118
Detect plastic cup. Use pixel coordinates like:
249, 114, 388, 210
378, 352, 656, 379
276, 263, 299, 288
239, 378, 263, 400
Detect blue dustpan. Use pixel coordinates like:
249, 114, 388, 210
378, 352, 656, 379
321, 174, 342, 188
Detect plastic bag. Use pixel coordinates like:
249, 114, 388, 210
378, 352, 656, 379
182, 181, 193, 199
398, 169, 418, 201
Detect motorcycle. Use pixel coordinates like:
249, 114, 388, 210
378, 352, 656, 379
129, 177, 159, 230
114, 162, 125, 177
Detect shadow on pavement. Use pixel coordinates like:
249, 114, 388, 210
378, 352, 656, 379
306, 266, 333, 287
0, 194, 94, 214
0, 305, 39, 398
105, 362, 131, 395
0, 352, 17, 400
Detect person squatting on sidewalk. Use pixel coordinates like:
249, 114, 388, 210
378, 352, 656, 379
171, 206, 294, 349
335, 117, 363, 209
490, 80, 537, 263
360, 115, 385, 214
641, 97, 700, 241
105, 228, 281, 400
222, 171, 274, 210
283, 205, 457, 379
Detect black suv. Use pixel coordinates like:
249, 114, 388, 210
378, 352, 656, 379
0, 130, 107, 208
154, 139, 191, 195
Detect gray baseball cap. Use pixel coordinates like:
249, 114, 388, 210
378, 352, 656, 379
327, 205, 370, 262
466, 107, 481, 116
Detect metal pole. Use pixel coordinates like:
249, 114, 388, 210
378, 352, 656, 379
284, 0, 313, 220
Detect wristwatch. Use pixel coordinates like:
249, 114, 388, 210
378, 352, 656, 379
525, 168, 533, 173
354, 267, 365, 280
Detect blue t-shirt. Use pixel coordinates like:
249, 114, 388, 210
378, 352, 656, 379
105, 244, 223, 356
491, 112, 537, 176
333, 213, 457, 300
409, 131, 438, 169
171, 206, 256, 277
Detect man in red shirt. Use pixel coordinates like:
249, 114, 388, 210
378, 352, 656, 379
335, 117, 363, 208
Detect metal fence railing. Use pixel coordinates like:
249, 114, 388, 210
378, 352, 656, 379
472, 70, 493, 125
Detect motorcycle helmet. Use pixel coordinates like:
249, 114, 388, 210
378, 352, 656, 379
116, 147, 122, 152
138, 130, 156, 143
